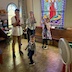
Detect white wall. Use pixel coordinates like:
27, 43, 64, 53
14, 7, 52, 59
64, 0, 72, 28
0, 0, 18, 10
33, 0, 41, 26
27, 0, 41, 26
27, 0, 33, 14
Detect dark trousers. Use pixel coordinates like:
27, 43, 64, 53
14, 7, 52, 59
27, 28, 35, 42
42, 39, 48, 45
28, 49, 34, 63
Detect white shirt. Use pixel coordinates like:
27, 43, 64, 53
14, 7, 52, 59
11, 16, 24, 36
26, 18, 36, 30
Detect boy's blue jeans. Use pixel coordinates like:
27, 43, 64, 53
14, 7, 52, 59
28, 49, 34, 63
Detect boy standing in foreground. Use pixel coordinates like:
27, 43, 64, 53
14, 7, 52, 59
25, 35, 36, 65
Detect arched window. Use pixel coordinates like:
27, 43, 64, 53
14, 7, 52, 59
7, 3, 17, 27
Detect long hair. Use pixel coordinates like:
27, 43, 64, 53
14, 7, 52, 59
44, 25, 47, 31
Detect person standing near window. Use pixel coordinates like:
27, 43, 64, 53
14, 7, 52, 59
42, 18, 52, 49
11, 9, 24, 58
26, 11, 36, 42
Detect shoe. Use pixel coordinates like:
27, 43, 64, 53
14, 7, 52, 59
44, 47, 48, 49
42, 46, 44, 48
19, 51, 23, 55
44, 46, 46, 48
13, 53, 16, 58
33, 62, 35, 65
29, 62, 35, 65
43, 46, 48, 49
21, 44, 22, 46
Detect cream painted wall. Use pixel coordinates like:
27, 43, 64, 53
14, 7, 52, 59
33, 0, 41, 26
0, 0, 18, 10
27, 0, 41, 26
64, 0, 72, 28
27, 0, 33, 15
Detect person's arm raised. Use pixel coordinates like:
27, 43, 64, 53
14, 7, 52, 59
11, 17, 17, 27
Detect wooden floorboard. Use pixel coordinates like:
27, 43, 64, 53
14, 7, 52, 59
0, 39, 63, 72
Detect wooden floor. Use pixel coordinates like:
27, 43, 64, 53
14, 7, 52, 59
0, 39, 63, 72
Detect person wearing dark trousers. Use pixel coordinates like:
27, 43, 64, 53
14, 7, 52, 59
43, 39, 48, 46
27, 28, 35, 42
28, 49, 34, 64
26, 11, 36, 42
42, 18, 52, 49
42, 24, 48, 49
25, 35, 36, 65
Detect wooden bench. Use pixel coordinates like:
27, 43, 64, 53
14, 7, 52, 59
35, 26, 72, 46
